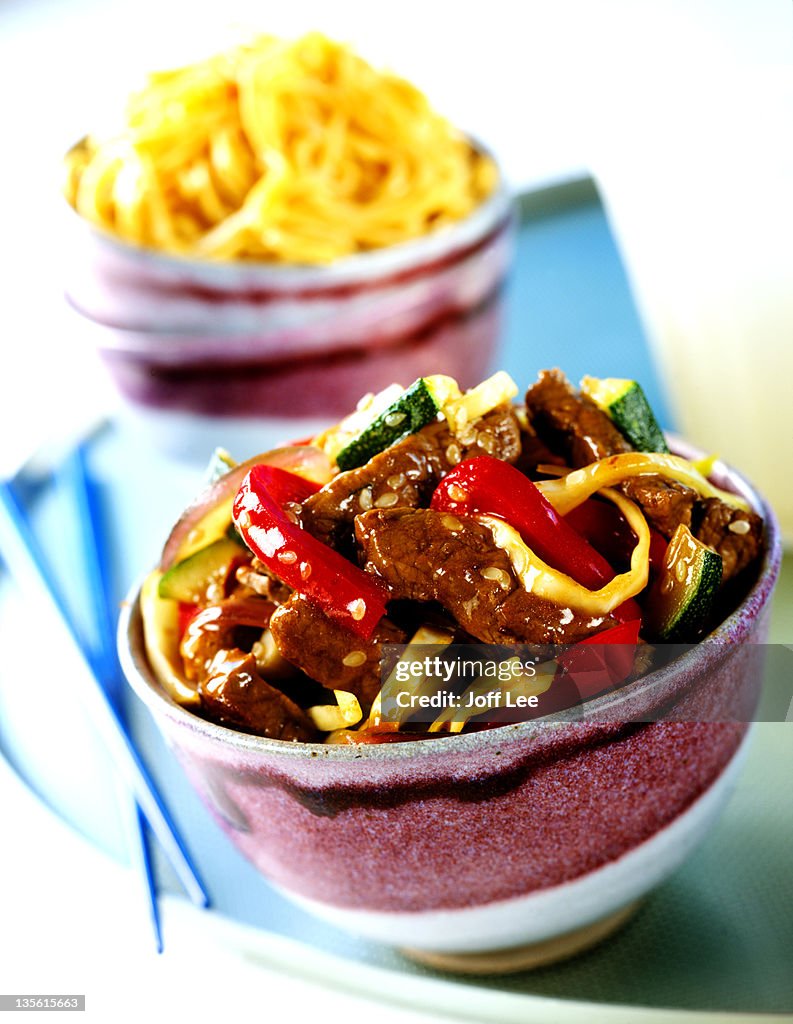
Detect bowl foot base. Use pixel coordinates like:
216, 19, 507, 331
400, 899, 642, 975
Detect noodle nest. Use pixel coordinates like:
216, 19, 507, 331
64, 33, 498, 264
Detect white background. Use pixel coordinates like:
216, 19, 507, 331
0, 3, 791, 1021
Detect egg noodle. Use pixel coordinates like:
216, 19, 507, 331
64, 32, 497, 263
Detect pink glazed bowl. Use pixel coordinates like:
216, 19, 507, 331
118, 449, 780, 968
64, 140, 514, 462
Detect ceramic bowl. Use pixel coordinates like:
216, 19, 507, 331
63, 142, 514, 461
118, 446, 780, 967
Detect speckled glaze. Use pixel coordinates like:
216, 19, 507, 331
63, 146, 514, 431
119, 446, 781, 952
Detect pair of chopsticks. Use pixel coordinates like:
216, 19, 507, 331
0, 448, 208, 951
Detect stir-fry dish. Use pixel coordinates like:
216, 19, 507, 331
140, 370, 764, 743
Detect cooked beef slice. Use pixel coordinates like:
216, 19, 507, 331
301, 404, 521, 548
526, 369, 632, 465
269, 594, 407, 709
620, 477, 695, 538
526, 369, 696, 539
356, 508, 614, 645
199, 649, 317, 741
180, 596, 277, 682
694, 498, 764, 581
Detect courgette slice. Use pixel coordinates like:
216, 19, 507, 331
580, 376, 669, 453
645, 524, 722, 640
335, 378, 443, 471
158, 536, 246, 603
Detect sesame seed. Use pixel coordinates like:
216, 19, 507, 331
375, 492, 399, 508
480, 566, 512, 589
300, 562, 312, 580
356, 391, 374, 411
447, 483, 469, 503
442, 514, 463, 532
347, 599, 367, 621
236, 512, 251, 530
477, 432, 496, 455
386, 473, 406, 489
283, 510, 299, 525
729, 519, 751, 535
343, 650, 367, 667
384, 411, 406, 428
445, 443, 462, 465
457, 425, 477, 446
675, 561, 688, 583
277, 550, 298, 565
358, 487, 373, 510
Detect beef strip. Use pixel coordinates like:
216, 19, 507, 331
356, 507, 615, 645
180, 596, 276, 682
269, 594, 408, 710
526, 369, 696, 539
301, 404, 522, 548
694, 498, 764, 580
199, 649, 317, 741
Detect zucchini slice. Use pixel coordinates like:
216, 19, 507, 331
581, 376, 669, 453
335, 378, 443, 471
158, 536, 246, 604
645, 524, 722, 640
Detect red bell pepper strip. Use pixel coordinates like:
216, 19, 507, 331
178, 602, 199, 640
556, 618, 641, 697
431, 457, 641, 620
565, 499, 668, 574
233, 465, 389, 638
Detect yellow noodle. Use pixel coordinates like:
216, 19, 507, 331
66, 32, 496, 262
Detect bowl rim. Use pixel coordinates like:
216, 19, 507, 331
64, 135, 515, 288
118, 435, 782, 763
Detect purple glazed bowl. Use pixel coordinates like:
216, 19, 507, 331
118, 447, 781, 966
63, 141, 515, 461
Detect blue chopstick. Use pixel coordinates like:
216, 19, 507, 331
62, 446, 163, 953
0, 477, 209, 915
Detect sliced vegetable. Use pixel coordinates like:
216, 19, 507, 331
644, 524, 723, 640
478, 485, 651, 617
564, 498, 669, 573
160, 445, 333, 570
233, 464, 389, 638
158, 536, 246, 603
139, 571, 200, 706
335, 378, 442, 471
314, 383, 405, 462
536, 452, 751, 515
557, 618, 642, 696
308, 690, 364, 731
580, 376, 669, 453
367, 624, 455, 729
442, 371, 519, 433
